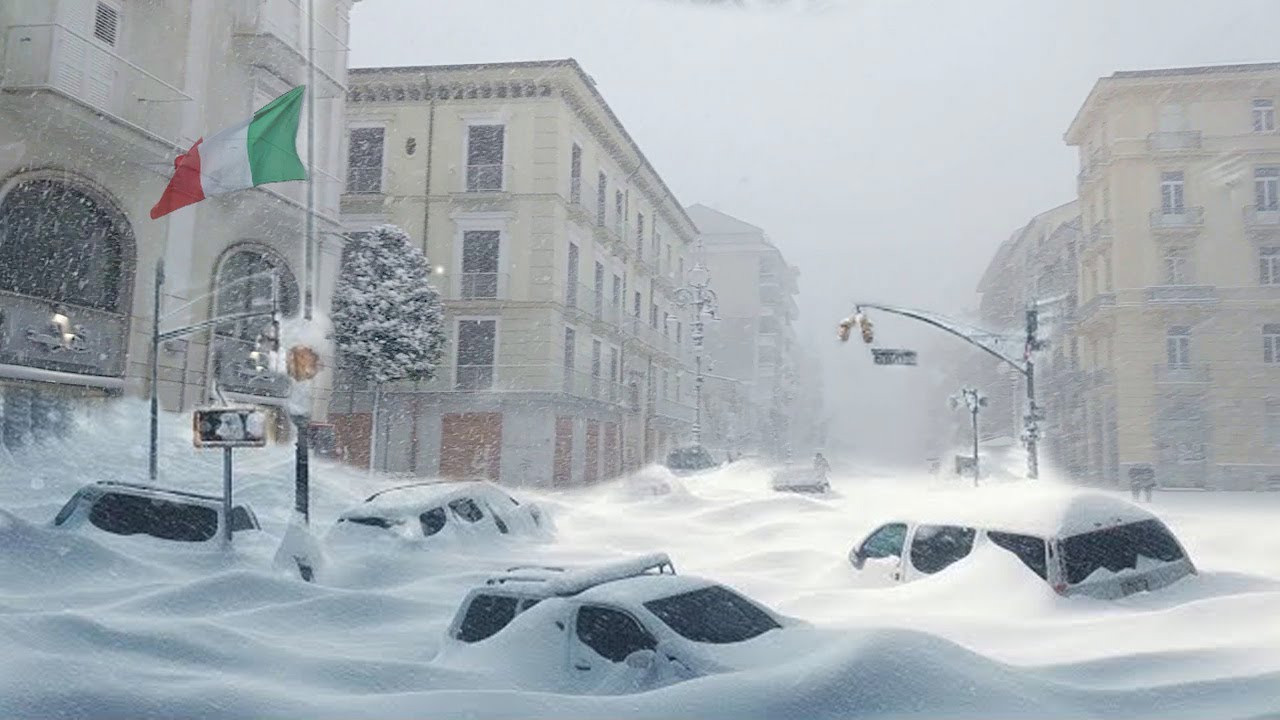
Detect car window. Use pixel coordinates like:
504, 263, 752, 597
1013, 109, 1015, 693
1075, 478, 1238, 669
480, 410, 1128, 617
988, 531, 1048, 579
457, 594, 520, 643
53, 491, 86, 526
860, 523, 908, 559
520, 598, 540, 612
420, 507, 447, 536
229, 506, 258, 532
344, 515, 399, 529
449, 497, 485, 523
575, 605, 657, 662
490, 508, 509, 534
644, 585, 780, 644
910, 524, 976, 575
87, 492, 218, 542
1061, 519, 1185, 585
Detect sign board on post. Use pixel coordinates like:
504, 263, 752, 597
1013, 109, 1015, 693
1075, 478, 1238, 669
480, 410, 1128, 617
193, 406, 270, 448
872, 349, 918, 366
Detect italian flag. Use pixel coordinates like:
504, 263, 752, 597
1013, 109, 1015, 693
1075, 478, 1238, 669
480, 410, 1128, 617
150, 86, 307, 219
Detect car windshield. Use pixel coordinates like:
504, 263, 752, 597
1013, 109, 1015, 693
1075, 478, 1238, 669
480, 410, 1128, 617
1062, 519, 1185, 585
644, 585, 780, 644
667, 447, 716, 471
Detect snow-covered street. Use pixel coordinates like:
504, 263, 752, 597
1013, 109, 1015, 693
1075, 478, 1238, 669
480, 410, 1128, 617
1, 402, 1278, 719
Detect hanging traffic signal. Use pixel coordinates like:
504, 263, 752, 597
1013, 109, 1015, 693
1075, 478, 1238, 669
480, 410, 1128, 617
837, 316, 854, 342
859, 314, 874, 344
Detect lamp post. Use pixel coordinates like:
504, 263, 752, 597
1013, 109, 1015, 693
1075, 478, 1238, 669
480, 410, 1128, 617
950, 387, 987, 486
673, 262, 717, 447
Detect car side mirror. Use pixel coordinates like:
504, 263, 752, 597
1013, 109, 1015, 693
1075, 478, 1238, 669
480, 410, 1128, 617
625, 649, 656, 670
849, 547, 866, 570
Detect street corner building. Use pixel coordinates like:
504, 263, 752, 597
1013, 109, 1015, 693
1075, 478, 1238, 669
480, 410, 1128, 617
332, 60, 701, 486
0, 0, 360, 451
970, 62, 1280, 491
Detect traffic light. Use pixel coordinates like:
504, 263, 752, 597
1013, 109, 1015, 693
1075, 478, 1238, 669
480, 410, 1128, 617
859, 314, 874, 344
837, 316, 854, 342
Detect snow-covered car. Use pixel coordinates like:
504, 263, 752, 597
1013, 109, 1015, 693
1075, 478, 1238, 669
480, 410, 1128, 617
328, 479, 549, 544
770, 466, 831, 494
847, 489, 1195, 599
52, 481, 260, 543
439, 553, 806, 693
664, 445, 719, 476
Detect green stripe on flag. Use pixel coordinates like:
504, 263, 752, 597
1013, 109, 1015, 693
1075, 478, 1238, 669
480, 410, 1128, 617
247, 86, 308, 186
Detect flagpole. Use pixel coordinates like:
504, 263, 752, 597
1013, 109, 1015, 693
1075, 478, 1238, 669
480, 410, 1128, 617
304, 0, 316, 322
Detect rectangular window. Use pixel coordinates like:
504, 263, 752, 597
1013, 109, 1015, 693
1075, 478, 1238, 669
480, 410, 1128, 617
596, 172, 608, 226
569, 143, 582, 204
633, 290, 642, 319
94, 2, 120, 45
456, 319, 496, 390
591, 339, 602, 397
615, 191, 624, 236
1161, 171, 1185, 214
461, 230, 500, 299
564, 327, 576, 379
1256, 167, 1280, 211
566, 243, 579, 308
676, 321, 683, 346
665, 245, 673, 276
1254, 99, 1276, 133
593, 261, 605, 318
1262, 247, 1280, 286
1265, 324, 1280, 365
650, 303, 659, 329
608, 347, 619, 399
466, 124, 504, 191
636, 213, 645, 257
611, 273, 622, 317
1163, 247, 1189, 285
346, 127, 385, 193
1166, 326, 1191, 368
652, 231, 661, 266
1268, 400, 1280, 447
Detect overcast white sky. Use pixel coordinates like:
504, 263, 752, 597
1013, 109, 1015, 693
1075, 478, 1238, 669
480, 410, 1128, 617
349, 0, 1280, 465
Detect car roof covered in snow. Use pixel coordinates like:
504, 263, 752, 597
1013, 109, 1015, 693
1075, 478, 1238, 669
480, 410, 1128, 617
575, 573, 719, 605
80, 481, 226, 507
348, 479, 513, 516
480, 553, 682, 600
887, 486, 1158, 538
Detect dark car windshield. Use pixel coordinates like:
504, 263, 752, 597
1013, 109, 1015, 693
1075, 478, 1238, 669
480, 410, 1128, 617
1062, 519, 1185, 585
666, 447, 717, 471
87, 492, 219, 543
643, 585, 780, 644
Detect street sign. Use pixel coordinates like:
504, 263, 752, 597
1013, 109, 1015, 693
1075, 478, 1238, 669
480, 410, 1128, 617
193, 406, 270, 448
871, 348, 918, 366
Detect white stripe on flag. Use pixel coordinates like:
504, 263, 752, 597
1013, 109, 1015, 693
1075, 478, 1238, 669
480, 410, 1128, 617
199, 117, 254, 196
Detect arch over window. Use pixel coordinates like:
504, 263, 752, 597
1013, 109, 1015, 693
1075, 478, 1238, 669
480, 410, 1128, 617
0, 176, 134, 313
213, 246, 299, 340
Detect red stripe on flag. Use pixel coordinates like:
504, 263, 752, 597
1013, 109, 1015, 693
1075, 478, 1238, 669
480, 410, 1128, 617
150, 139, 206, 219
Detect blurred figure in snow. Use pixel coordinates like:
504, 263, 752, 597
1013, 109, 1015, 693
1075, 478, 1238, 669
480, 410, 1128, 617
1129, 465, 1156, 503
813, 452, 831, 478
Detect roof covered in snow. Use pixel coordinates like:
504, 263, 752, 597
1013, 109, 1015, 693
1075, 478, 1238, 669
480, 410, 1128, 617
348, 480, 513, 516
891, 486, 1158, 538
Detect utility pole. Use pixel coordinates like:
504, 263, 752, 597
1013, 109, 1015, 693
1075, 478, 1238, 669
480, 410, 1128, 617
840, 301, 1045, 480
674, 262, 718, 447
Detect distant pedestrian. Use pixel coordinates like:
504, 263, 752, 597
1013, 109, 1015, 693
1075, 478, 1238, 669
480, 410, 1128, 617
1129, 466, 1156, 503
813, 452, 831, 478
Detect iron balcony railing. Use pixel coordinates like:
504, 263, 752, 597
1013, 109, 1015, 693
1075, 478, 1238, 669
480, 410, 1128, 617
453, 272, 509, 300
1147, 131, 1203, 152
1149, 206, 1205, 230
1154, 362, 1211, 384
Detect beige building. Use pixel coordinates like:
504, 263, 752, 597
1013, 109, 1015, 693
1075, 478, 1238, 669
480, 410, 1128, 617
335, 60, 699, 486
1065, 62, 1280, 489
684, 204, 801, 459
0, 0, 356, 450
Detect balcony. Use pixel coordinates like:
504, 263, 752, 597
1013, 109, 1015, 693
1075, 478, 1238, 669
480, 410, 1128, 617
1244, 204, 1280, 231
232, 0, 346, 94
1147, 131, 1203, 152
1145, 285, 1217, 303
1074, 292, 1115, 323
1149, 207, 1204, 233
1154, 363, 1211, 385
655, 396, 696, 424
1, 22, 189, 151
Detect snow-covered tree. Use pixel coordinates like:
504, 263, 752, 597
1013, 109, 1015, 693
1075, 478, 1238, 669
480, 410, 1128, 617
331, 224, 446, 469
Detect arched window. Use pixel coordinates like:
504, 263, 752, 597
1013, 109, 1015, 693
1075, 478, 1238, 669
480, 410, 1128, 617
214, 247, 298, 340
0, 178, 131, 312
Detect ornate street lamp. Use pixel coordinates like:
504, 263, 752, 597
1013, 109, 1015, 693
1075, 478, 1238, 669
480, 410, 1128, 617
673, 262, 718, 446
